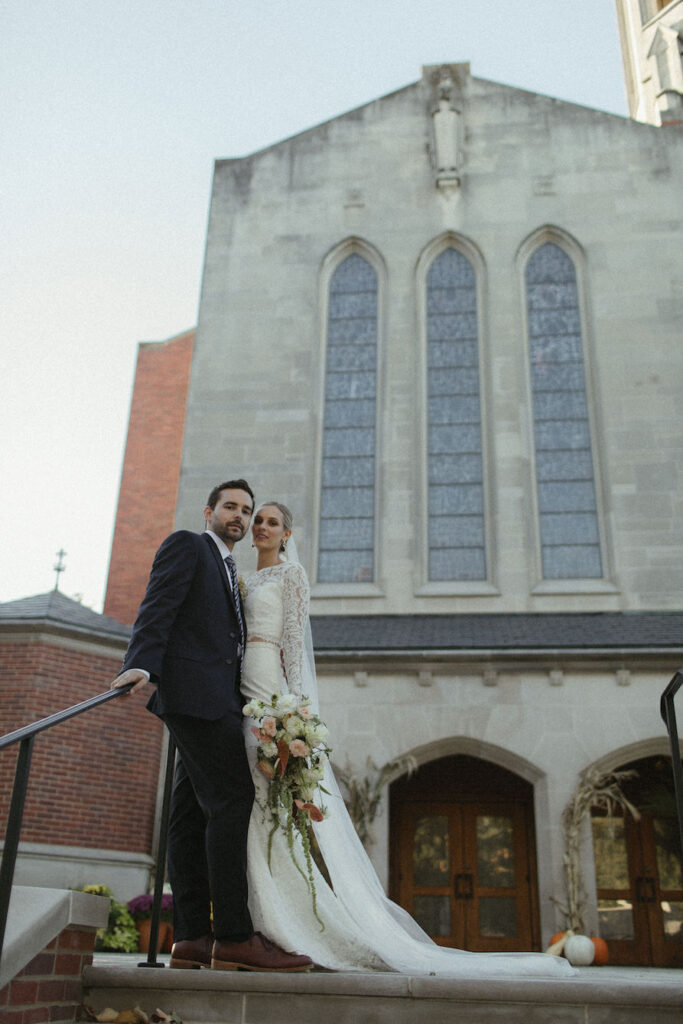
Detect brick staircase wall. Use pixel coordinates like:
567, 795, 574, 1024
0, 925, 96, 1024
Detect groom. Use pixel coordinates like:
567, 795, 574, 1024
110, 479, 312, 972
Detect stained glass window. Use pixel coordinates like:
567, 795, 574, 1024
426, 248, 486, 580
526, 242, 602, 579
318, 254, 377, 583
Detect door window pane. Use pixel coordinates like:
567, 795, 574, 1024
661, 901, 683, 941
413, 815, 450, 885
413, 895, 451, 936
478, 897, 517, 937
476, 815, 515, 888
597, 898, 635, 940
592, 815, 630, 889
654, 818, 683, 890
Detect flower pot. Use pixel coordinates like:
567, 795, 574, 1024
136, 918, 170, 953
162, 924, 174, 953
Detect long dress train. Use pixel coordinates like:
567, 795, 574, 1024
241, 560, 575, 978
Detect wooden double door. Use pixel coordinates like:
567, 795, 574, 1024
389, 755, 541, 952
591, 756, 683, 967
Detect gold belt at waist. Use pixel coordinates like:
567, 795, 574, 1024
248, 636, 280, 648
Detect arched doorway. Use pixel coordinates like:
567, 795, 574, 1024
389, 754, 541, 951
590, 754, 683, 967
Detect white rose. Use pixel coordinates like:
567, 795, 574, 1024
305, 723, 329, 745
285, 715, 304, 736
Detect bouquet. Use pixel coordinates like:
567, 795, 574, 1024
243, 692, 331, 925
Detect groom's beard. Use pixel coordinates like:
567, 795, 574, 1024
217, 521, 247, 545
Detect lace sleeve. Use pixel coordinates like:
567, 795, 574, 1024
280, 562, 310, 695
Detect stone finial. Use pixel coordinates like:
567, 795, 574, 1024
354, 671, 369, 688
418, 670, 433, 687
549, 669, 564, 687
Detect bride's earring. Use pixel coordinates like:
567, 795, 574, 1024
279, 541, 286, 552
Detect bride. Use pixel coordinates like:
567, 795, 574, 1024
240, 501, 575, 978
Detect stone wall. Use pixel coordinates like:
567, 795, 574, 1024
176, 66, 683, 615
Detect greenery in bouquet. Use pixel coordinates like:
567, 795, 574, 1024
78, 885, 138, 952
243, 692, 331, 926
127, 892, 173, 923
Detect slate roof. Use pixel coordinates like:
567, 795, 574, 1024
310, 612, 683, 656
1, 593, 680, 659
0, 590, 130, 642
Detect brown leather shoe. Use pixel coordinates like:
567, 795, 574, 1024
170, 933, 213, 969
211, 932, 313, 972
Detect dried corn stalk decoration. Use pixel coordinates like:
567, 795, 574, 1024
557, 766, 640, 934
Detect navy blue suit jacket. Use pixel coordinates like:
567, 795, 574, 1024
122, 530, 245, 720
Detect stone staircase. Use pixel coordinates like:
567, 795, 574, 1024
83, 959, 683, 1024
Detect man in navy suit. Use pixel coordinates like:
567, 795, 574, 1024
111, 480, 312, 972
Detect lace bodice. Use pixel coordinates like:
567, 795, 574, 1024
243, 561, 310, 694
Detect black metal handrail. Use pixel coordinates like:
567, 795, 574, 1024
660, 668, 683, 856
0, 685, 175, 971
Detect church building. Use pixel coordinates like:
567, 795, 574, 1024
101, 22, 683, 965
3, 3, 681, 968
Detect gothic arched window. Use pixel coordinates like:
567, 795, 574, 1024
426, 248, 486, 581
318, 253, 377, 583
526, 242, 602, 579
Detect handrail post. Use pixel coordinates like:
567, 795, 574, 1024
0, 736, 35, 961
139, 732, 176, 968
660, 669, 683, 856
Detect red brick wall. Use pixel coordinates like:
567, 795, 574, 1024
104, 329, 194, 625
0, 637, 161, 853
0, 925, 96, 1024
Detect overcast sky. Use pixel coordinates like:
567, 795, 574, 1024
1, 0, 628, 611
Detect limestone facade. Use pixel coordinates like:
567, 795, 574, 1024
172, 65, 683, 954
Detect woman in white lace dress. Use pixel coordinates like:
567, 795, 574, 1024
241, 502, 575, 979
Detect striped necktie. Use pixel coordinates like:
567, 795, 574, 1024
224, 554, 245, 652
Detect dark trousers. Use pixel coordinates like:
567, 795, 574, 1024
162, 711, 255, 942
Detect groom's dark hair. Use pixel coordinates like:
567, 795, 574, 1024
206, 478, 255, 510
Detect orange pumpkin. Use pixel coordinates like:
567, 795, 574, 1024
549, 931, 567, 947
590, 936, 609, 965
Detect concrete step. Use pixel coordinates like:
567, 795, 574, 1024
83, 960, 683, 1024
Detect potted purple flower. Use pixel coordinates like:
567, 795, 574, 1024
127, 893, 173, 952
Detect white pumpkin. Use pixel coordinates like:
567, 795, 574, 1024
564, 933, 595, 966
